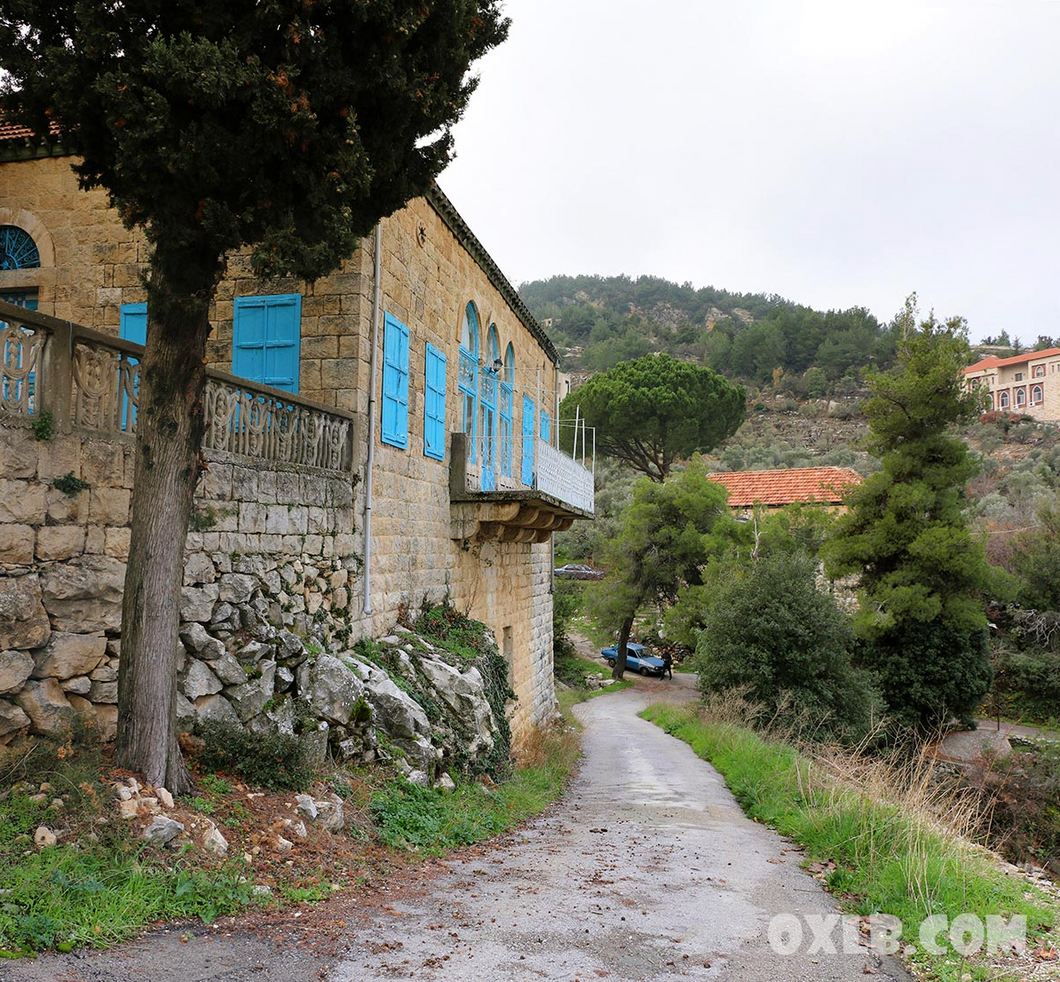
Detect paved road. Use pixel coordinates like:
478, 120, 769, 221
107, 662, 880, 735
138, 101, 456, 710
2, 681, 913, 982
331, 684, 912, 981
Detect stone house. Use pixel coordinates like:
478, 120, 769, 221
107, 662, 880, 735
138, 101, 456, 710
961, 348, 1060, 421
0, 127, 594, 752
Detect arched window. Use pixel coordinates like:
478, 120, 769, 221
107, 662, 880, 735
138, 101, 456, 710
499, 342, 515, 479
1000, 391, 1010, 409
1016, 388, 1026, 408
479, 325, 501, 489
1032, 385, 1043, 405
0, 226, 40, 271
458, 303, 479, 461
985, 393, 994, 411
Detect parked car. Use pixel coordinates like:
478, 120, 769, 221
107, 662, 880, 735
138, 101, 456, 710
554, 563, 604, 580
600, 642, 666, 677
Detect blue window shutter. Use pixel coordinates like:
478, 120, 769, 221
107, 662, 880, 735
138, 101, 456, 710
233, 294, 301, 393
1, 291, 38, 310
540, 410, 551, 443
424, 342, 447, 460
381, 313, 410, 448
521, 395, 535, 486
120, 303, 148, 345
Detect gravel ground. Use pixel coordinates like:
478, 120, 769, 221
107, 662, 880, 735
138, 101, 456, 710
2, 678, 913, 982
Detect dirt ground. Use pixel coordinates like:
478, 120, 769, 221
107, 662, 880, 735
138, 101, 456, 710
4, 675, 913, 982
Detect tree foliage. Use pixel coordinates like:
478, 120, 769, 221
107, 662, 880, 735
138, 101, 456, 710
0, 0, 507, 791
696, 550, 880, 741
585, 458, 733, 676
561, 354, 745, 482
821, 301, 998, 729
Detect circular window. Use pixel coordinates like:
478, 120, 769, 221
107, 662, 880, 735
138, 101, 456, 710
0, 226, 40, 270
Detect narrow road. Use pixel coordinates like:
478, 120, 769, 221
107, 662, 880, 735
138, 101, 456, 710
331, 683, 912, 981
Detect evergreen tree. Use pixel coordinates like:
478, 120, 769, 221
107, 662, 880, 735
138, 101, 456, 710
821, 300, 996, 729
1, 1, 508, 791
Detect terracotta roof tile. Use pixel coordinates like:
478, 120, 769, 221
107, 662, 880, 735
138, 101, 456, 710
707, 466, 862, 507
963, 348, 1060, 374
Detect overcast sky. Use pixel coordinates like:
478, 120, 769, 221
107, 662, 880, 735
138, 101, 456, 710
439, 1, 1060, 343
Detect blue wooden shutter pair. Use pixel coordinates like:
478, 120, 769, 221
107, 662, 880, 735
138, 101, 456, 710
521, 395, 535, 486
232, 294, 301, 392
424, 342, 447, 460
540, 410, 551, 444
381, 313, 410, 448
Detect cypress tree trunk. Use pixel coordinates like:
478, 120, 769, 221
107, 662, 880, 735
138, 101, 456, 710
115, 270, 213, 794
613, 615, 634, 681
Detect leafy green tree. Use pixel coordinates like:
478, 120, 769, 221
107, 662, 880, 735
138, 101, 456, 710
1, 1, 507, 791
696, 550, 880, 741
821, 300, 999, 729
1011, 500, 1060, 611
585, 458, 733, 677
561, 354, 745, 482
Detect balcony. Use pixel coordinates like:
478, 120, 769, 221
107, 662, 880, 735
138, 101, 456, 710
450, 432, 594, 543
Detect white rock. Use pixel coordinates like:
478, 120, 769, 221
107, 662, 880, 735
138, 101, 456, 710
33, 825, 57, 848
294, 794, 318, 820
143, 816, 184, 845
202, 824, 229, 856
157, 787, 174, 810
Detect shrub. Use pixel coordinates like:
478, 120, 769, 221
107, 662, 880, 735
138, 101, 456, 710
195, 722, 317, 791
696, 551, 880, 741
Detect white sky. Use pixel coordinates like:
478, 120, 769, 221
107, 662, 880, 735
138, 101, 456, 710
439, 1, 1060, 343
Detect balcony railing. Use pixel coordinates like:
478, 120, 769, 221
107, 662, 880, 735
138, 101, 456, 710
456, 431, 594, 517
0, 300, 355, 474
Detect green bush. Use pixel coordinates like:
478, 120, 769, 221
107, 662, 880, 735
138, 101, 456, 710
696, 551, 879, 741
195, 721, 317, 791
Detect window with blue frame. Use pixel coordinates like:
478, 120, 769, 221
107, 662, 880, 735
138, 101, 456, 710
499, 343, 514, 478
232, 294, 301, 392
0, 226, 40, 271
458, 302, 479, 462
381, 313, 410, 449
521, 394, 535, 486
540, 409, 551, 444
119, 303, 147, 429
424, 342, 447, 460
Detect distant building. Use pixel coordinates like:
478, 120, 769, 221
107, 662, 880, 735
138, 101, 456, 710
707, 466, 862, 515
961, 348, 1060, 421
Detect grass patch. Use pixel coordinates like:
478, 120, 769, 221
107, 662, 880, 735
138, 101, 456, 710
370, 723, 579, 854
195, 721, 318, 791
641, 703, 1058, 982
0, 735, 257, 957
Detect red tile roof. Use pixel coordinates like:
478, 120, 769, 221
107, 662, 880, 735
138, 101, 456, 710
963, 348, 1060, 374
707, 466, 862, 507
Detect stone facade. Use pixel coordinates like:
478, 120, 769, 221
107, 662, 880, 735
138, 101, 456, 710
0, 147, 591, 753
962, 348, 1060, 422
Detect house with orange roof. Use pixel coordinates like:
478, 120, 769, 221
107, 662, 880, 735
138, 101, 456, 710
961, 348, 1060, 421
707, 466, 862, 515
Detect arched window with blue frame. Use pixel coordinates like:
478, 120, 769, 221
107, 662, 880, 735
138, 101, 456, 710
479, 324, 500, 490
459, 303, 479, 462
0, 226, 40, 271
499, 342, 514, 479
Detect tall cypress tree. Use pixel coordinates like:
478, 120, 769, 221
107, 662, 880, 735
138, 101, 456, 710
0, 1, 508, 791
822, 299, 997, 729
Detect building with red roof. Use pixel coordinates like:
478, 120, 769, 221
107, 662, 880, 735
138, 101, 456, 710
707, 466, 862, 513
962, 349, 1060, 421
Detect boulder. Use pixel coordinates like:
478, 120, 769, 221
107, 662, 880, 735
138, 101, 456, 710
60, 676, 92, 696
226, 660, 276, 722
178, 622, 212, 654
312, 791, 345, 832
0, 574, 51, 650
41, 556, 125, 633
0, 699, 30, 737
419, 658, 495, 750
143, 816, 184, 846
363, 675, 430, 741
192, 693, 241, 727
218, 573, 257, 605
180, 584, 220, 623
296, 655, 365, 726
182, 660, 223, 700
0, 651, 34, 695
202, 823, 229, 856
182, 552, 216, 586
31, 632, 107, 681
204, 649, 248, 686
16, 679, 75, 734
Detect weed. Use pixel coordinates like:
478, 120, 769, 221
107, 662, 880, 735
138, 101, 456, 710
184, 796, 217, 815
51, 472, 89, 496
195, 721, 317, 791
31, 409, 53, 442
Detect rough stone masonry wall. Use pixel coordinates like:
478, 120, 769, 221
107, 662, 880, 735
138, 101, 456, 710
0, 418, 359, 749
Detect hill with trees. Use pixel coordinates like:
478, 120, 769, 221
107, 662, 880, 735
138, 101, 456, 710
520, 273, 901, 387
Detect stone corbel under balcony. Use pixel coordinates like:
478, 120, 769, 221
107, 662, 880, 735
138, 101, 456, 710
449, 433, 590, 544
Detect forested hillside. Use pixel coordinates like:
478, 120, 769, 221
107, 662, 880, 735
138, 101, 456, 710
520, 273, 901, 388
